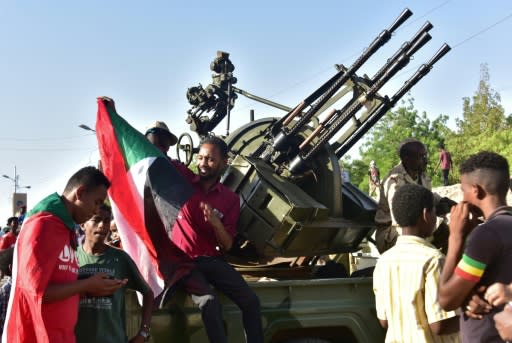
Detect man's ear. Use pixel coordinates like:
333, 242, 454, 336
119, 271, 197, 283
75, 185, 88, 201
422, 207, 429, 223
474, 184, 486, 200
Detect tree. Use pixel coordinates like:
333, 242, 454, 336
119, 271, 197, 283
343, 97, 451, 189
446, 63, 512, 181
456, 63, 507, 136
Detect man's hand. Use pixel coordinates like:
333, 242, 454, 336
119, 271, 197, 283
495, 305, 512, 341
485, 283, 512, 307
199, 201, 233, 251
465, 286, 492, 319
449, 202, 479, 239
200, 202, 222, 230
85, 272, 127, 296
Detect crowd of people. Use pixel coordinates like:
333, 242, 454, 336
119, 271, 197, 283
0, 118, 511, 343
0, 121, 263, 343
373, 138, 512, 342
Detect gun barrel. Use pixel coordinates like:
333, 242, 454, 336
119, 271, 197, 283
428, 43, 451, 66
299, 109, 337, 150
275, 8, 414, 150
388, 8, 414, 33
406, 32, 432, 56
371, 21, 432, 82
333, 43, 451, 158
302, 38, 428, 162
290, 34, 440, 173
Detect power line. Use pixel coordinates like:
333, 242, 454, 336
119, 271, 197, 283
452, 12, 512, 48
397, 0, 452, 30
390, 10, 512, 82
235, 1, 455, 108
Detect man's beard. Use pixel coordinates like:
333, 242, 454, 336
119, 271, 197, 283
199, 171, 219, 180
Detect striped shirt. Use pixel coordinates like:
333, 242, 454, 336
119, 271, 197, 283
373, 235, 460, 343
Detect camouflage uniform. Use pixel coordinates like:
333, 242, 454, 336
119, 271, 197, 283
374, 162, 439, 254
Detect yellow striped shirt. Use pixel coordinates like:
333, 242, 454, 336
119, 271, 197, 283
373, 235, 460, 343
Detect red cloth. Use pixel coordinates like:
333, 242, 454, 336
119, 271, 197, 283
0, 232, 17, 250
171, 167, 240, 259
439, 150, 452, 170
2, 212, 79, 343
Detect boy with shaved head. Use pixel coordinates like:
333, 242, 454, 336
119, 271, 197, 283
439, 151, 512, 342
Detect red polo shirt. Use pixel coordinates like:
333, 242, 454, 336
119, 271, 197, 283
171, 161, 239, 259
0, 232, 17, 250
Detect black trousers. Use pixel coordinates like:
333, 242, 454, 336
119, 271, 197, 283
442, 169, 450, 186
179, 256, 263, 343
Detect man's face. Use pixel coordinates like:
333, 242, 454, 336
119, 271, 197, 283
196, 143, 226, 180
147, 132, 172, 154
110, 221, 120, 241
75, 185, 108, 224
460, 174, 484, 217
405, 144, 428, 174
83, 208, 111, 244
9, 219, 19, 231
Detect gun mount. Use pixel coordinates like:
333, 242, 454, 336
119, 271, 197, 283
181, 8, 450, 267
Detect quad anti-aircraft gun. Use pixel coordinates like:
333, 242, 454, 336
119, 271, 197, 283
179, 9, 450, 269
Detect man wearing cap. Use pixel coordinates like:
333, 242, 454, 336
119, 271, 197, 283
145, 124, 263, 343
145, 121, 178, 155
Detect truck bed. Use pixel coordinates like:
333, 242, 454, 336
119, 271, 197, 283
126, 276, 385, 343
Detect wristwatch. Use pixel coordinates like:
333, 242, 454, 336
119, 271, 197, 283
138, 324, 151, 342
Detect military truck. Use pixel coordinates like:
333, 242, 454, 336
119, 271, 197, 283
126, 8, 450, 343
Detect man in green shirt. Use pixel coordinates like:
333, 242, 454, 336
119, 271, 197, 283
75, 204, 154, 343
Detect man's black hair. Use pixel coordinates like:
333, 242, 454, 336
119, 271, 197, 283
459, 151, 510, 198
98, 203, 112, 216
200, 136, 229, 159
438, 142, 445, 149
7, 217, 18, 226
391, 184, 434, 227
63, 166, 111, 194
398, 138, 425, 159
0, 247, 14, 277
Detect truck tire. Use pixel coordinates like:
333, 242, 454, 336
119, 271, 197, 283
284, 339, 331, 343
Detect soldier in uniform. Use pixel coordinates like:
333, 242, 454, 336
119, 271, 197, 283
374, 139, 440, 254
368, 160, 381, 199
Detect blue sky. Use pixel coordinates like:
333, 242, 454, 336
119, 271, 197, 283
1, 0, 512, 218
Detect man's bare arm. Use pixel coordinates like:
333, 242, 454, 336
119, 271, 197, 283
43, 272, 126, 303
438, 202, 479, 310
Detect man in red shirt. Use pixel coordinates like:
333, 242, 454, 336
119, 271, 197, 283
173, 136, 263, 343
145, 125, 263, 343
2, 166, 126, 343
435, 143, 452, 186
0, 217, 19, 249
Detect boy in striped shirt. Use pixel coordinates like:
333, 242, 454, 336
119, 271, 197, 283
439, 151, 512, 343
373, 184, 460, 343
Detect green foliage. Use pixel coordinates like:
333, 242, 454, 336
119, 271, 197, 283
447, 63, 512, 181
343, 97, 451, 189
343, 63, 511, 192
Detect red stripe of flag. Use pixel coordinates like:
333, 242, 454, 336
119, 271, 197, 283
455, 267, 481, 283
96, 99, 158, 258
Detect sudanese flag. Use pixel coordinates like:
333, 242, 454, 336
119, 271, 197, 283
95, 97, 194, 298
